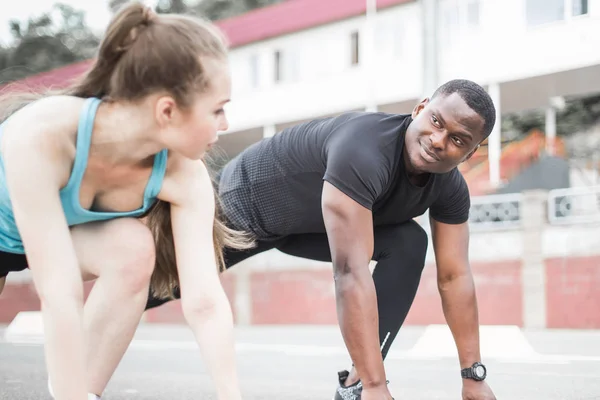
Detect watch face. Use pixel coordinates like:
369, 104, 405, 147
474, 365, 485, 377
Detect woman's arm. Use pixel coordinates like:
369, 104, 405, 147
165, 157, 241, 400
2, 97, 87, 400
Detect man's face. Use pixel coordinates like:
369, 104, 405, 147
404, 92, 486, 174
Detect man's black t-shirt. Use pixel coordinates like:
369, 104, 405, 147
218, 112, 471, 240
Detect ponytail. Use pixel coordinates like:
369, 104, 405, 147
66, 2, 155, 99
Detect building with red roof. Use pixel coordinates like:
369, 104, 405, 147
3, 0, 600, 331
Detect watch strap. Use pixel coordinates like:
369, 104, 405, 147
461, 362, 486, 381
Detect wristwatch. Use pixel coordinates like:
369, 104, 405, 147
461, 361, 487, 381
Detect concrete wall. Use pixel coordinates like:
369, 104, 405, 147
3, 191, 600, 329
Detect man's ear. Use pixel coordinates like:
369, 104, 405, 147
411, 97, 430, 119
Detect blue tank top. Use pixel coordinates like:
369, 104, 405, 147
0, 97, 168, 254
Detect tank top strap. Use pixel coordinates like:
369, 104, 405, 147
145, 149, 169, 200
66, 97, 102, 191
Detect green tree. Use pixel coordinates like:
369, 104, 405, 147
109, 0, 132, 14
192, 0, 285, 20
502, 94, 600, 139
109, 0, 284, 21
0, 3, 99, 84
156, 0, 192, 15
149, 0, 285, 20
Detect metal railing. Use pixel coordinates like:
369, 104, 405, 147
548, 186, 600, 225
468, 193, 523, 230
417, 186, 600, 231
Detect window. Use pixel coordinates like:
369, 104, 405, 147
375, 20, 404, 59
272, 48, 301, 84
350, 31, 360, 65
249, 54, 259, 88
441, 5, 460, 47
274, 50, 282, 82
439, 0, 480, 47
526, 0, 564, 25
287, 49, 300, 82
466, 0, 480, 28
573, 0, 588, 16
526, 0, 588, 26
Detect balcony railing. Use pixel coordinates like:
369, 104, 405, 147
417, 186, 600, 232
468, 193, 523, 230
548, 186, 600, 225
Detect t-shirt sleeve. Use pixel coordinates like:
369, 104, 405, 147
429, 169, 471, 224
322, 122, 392, 210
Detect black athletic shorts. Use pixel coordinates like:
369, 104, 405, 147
0, 250, 28, 278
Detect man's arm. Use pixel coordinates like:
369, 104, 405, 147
429, 216, 481, 368
430, 217, 498, 400
321, 181, 388, 392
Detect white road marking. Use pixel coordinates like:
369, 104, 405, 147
4, 312, 600, 365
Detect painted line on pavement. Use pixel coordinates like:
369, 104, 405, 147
4, 312, 600, 364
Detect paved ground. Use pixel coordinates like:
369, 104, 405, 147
3, 316, 600, 399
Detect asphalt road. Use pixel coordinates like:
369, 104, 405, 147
3, 322, 600, 400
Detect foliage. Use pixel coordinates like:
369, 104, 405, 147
502, 94, 600, 140
0, 0, 284, 85
0, 3, 99, 84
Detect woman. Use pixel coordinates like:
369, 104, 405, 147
0, 2, 252, 399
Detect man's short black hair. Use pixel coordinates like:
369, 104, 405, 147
431, 79, 496, 140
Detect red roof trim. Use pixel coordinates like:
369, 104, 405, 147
0, 0, 413, 91
218, 0, 413, 48
0, 59, 94, 93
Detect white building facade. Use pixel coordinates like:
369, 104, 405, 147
218, 0, 600, 186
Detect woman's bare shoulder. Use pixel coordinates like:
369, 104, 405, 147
1, 96, 88, 185
3, 95, 85, 142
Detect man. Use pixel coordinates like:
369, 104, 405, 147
147, 79, 497, 400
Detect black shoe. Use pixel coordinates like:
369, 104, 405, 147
333, 370, 362, 400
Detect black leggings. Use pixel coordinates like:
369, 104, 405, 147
146, 220, 428, 360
